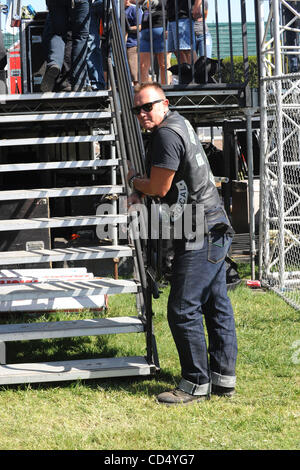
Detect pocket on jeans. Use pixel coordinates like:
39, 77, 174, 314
207, 232, 227, 264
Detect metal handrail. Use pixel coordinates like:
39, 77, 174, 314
109, 0, 145, 175
117, 0, 251, 89
107, 0, 160, 369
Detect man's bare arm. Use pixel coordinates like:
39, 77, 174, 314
131, 166, 175, 198
192, 0, 202, 19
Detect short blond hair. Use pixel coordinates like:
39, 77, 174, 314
134, 82, 166, 99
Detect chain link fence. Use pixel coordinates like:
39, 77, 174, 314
260, 74, 300, 310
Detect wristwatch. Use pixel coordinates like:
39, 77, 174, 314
128, 173, 141, 189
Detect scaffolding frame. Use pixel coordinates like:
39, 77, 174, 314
258, 0, 300, 310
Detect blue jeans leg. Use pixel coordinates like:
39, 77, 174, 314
46, 0, 91, 90
86, 0, 105, 89
46, 0, 69, 69
71, 0, 91, 91
167, 233, 237, 389
195, 32, 213, 58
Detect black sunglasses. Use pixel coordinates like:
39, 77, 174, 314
131, 99, 164, 115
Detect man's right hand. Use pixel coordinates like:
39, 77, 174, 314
127, 192, 143, 210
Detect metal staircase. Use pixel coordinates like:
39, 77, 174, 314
0, 5, 160, 383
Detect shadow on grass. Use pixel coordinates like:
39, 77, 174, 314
1, 333, 179, 398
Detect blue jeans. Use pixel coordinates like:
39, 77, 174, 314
42, 14, 72, 90
86, 0, 105, 90
140, 27, 166, 54
46, 0, 91, 91
167, 18, 196, 51
167, 232, 237, 394
195, 31, 213, 58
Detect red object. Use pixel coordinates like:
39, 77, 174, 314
246, 280, 261, 288
7, 40, 22, 94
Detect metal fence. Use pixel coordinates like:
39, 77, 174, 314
119, 0, 251, 87
258, 0, 300, 310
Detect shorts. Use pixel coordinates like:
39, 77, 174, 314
140, 27, 167, 53
167, 18, 196, 51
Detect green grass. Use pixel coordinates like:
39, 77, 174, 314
0, 265, 299, 450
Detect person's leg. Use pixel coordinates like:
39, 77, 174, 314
195, 33, 204, 57
71, 0, 91, 91
156, 52, 172, 85
45, 0, 68, 69
158, 233, 237, 404
168, 19, 196, 65
139, 52, 151, 83
127, 46, 139, 84
203, 234, 237, 395
205, 31, 213, 59
41, 0, 68, 91
86, 0, 106, 89
139, 29, 152, 83
41, 13, 51, 58
151, 27, 171, 85
157, 240, 210, 405
166, 239, 211, 389
196, 32, 213, 59
54, 29, 72, 92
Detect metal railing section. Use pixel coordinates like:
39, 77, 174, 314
116, 0, 251, 93
258, 0, 300, 311
107, 0, 160, 368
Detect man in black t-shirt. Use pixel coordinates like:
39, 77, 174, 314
127, 83, 237, 405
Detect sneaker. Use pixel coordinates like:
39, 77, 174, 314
211, 384, 235, 397
41, 64, 60, 92
157, 387, 209, 406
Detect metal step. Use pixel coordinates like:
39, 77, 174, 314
0, 185, 124, 201
0, 111, 111, 124
0, 278, 139, 301
0, 91, 110, 102
0, 245, 133, 266
0, 316, 144, 342
0, 356, 154, 385
0, 159, 120, 173
0, 214, 127, 231
0, 133, 114, 147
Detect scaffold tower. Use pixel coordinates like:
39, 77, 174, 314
258, 0, 300, 310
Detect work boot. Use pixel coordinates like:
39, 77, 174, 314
157, 387, 209, 406
211, 384, 235, 397
41, 64, 60, 92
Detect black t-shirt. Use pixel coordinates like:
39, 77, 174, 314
141, 0, 166, 30
145, 126, 185, 214
145, 126, 185, 189
151, 127, 184, 171
167, 0, 195, 21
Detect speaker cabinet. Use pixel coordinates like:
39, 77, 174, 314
20, 14, 47, 93
0, 198, 51, 269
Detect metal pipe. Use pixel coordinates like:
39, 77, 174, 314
258, 0, 268, 280
110, 4, 145, 175
214, 0, 221, 82
175, 0, 181, 83
162, 0, 168, 84
245, 108, 256, 279
240, 0, 251, 106
227, 0, 234, 82
273, 0, 285, 290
